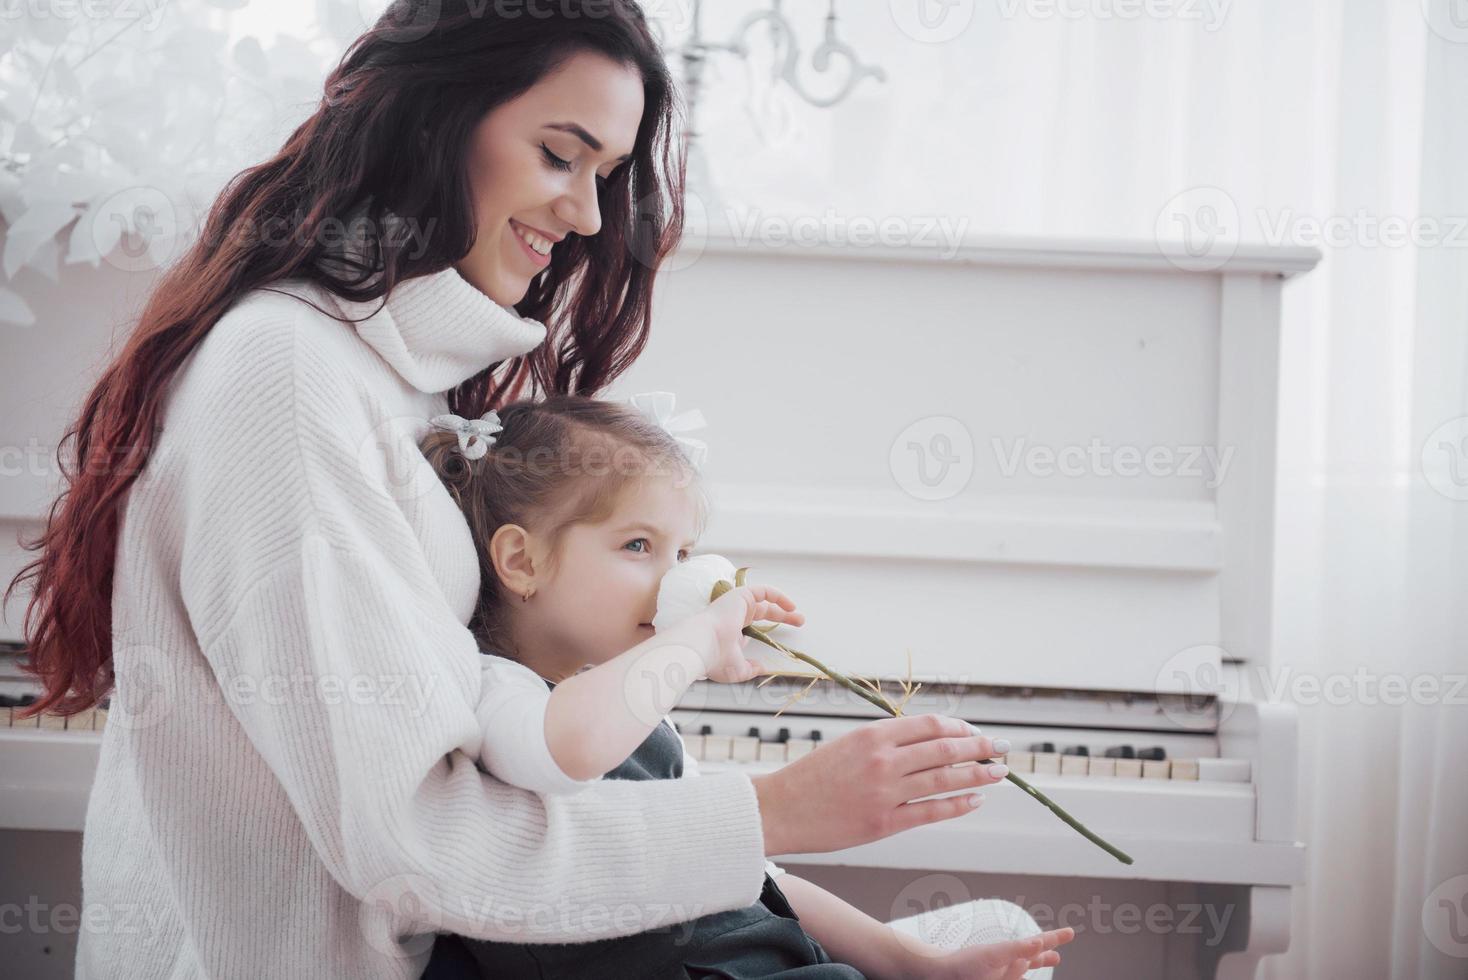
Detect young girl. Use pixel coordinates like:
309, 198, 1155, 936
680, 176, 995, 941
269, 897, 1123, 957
418, 393, 1072, 980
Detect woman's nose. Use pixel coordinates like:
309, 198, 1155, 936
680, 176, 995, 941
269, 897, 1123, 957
555, 172, 602, 238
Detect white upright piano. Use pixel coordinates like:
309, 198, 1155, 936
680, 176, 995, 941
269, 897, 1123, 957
1, 229, 1319, 979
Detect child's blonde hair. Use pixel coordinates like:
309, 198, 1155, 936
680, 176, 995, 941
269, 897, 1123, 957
421, 394, 709, 655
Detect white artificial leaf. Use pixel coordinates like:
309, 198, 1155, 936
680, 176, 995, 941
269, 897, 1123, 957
25, 12, 75, 48
2, 200, 78, 279
0, 287, 36, 328
30, 235, 62, 282
233, 37, 267, 77
66, 204, 118, 268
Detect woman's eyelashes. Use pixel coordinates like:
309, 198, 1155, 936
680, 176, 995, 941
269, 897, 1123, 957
623, 538, 689, 561
540, 143, 610, 187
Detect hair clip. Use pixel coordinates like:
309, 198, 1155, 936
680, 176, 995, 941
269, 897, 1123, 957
428, 410, 503, 461
627, 391, 708, 470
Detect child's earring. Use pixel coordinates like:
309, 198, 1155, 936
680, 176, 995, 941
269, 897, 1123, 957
522, 588, 534, 603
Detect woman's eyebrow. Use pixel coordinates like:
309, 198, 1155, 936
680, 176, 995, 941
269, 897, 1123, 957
543, 121, 633, 162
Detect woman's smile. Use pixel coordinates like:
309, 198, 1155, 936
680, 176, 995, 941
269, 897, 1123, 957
509, 217, 556, 268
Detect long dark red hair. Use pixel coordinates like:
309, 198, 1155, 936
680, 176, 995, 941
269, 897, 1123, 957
4, 0, 686, 716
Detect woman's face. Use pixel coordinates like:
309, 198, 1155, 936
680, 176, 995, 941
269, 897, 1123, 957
455, 50, 645, 306
508, 475, 700, 680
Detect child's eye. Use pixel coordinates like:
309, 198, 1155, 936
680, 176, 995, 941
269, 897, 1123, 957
624, 538, 650, 554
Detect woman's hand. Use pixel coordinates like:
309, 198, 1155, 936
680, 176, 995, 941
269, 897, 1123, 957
694, 583, 805, 683
750, 714, 1011, 857
896, 927, 1075, 980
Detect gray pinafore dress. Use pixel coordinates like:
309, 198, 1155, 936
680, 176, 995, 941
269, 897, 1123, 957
423, 698, 865, 979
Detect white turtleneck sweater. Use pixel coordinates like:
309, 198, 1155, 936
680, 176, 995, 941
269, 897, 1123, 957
75, 267, 769, 979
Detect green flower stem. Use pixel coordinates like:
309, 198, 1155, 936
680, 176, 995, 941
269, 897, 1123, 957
741, 625, 1136, 867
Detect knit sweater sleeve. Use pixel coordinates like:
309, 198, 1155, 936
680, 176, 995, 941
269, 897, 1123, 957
180, 309, 768, 944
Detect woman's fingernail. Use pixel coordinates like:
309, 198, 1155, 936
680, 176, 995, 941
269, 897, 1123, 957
992, 738, 1012, 754
987, 763, 1009, 779
968, 794, 985, 807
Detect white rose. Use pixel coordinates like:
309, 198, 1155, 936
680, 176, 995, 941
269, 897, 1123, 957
652, 553, 739, 632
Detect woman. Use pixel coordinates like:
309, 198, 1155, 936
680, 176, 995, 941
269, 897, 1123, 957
5, 2, 1058, 977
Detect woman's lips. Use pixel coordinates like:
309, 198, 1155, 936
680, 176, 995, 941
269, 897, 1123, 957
509, 218, 552, 268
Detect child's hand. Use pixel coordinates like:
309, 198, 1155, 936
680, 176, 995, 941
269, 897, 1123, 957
696, 584, 804, 683
894, 926, 1075, 980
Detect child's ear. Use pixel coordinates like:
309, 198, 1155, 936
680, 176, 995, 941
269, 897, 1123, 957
488, 523, 538, 597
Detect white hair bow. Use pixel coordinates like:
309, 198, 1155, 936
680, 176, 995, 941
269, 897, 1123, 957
627, 391, 709, 470
428, 410, 503, 461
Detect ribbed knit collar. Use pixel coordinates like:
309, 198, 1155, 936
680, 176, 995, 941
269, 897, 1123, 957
326, 266, 548, 394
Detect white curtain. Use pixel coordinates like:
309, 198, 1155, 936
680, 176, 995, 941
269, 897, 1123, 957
660, 2, 1468, 976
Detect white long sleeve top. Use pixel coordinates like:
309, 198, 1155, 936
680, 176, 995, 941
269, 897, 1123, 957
75, 266, 769, 979
474, 653, 786, 878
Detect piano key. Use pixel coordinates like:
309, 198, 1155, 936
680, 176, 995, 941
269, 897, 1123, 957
1114, 758, 1143, 778
1171, 759, 1200, 781
1030, 741, 1056, 753
730, 736, 760, 763
756, 740, 787, 764
1060, 754, 1090, 777
1197, 758, 1251, 783
67, 709, 97, 732
1103, 745, 1135, 759
40, 712, 67, 731
1063, 745, 1090, 757
1138, 746, 1167, 761
94, 708, 109, 731
682, 734, 704, 758
1143, 759, 1172, 779
785, 738, 817, 760
1031, 752, 1061, 776
1004, 751, 1033, 773
1089, 757, 1117, 777
1, 706, 10, 728
702, 734, 732, 762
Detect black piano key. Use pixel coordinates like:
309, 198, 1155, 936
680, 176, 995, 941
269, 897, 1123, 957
1103, 746, 1136, 759
699, 724, 713, 736
811, 730, 823, 742
1138, 746, 1167, 761
776, 727, 791, 743
1031, 741, 1056, 753
746, 726, 761, 740
1063, 745, 1089, 756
